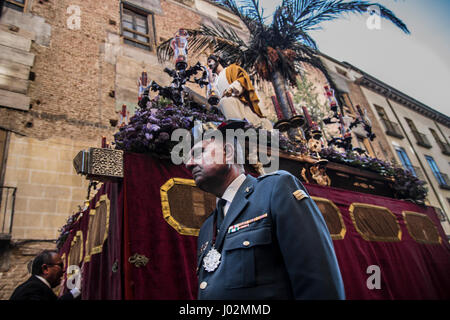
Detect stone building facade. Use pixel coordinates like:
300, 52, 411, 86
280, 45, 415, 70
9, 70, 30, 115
313, 54, 450, 235
0, 0, 448, 299
0, 0, 261, 299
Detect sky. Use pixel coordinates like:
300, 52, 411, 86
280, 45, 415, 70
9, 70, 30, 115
258, 0, 450, 117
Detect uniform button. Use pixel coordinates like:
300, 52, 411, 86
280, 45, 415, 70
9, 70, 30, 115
200, 281, 208, 289
243, 240, 250, 246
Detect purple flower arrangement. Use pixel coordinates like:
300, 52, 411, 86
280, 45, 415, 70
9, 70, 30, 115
278, 134, 308, 154
320, 147, 428, 203
56, 208, 83, 249
113, 99, 225, 158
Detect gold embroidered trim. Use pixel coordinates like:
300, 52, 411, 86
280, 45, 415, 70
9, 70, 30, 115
128, 253, 149, 268
349, 203, 402, 242
84, 194, 110, 262
402, 211, 442, 245
68, 230, 83, 266
312, 197, 346, 240
160, 178, 201, 236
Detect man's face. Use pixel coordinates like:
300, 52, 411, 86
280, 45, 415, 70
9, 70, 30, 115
43, 253, 64, 288
207, 58, 218, 74
186, 139, 228, 191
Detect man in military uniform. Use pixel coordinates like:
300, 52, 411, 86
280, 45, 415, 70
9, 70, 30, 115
185, 122, 345, 299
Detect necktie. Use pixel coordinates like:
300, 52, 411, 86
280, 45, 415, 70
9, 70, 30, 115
216, 198, 227, 231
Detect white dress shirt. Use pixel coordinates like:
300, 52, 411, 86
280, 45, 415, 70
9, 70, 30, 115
219, 174, 246, 216
35, 275, 51, 288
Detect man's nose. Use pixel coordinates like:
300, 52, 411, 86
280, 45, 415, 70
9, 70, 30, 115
185, 156, 195, 171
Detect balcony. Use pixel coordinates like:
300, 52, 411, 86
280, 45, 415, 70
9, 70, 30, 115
437, 140, 450, 156
436, 172, 450, 190
411, 130, 432, 149
408, 165, 426, 182
0, 186, 17, 241
382, 119, 404, 139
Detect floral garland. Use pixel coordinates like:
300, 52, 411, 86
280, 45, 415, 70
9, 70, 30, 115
56, 208, 83, 250
320, 147, 428, 203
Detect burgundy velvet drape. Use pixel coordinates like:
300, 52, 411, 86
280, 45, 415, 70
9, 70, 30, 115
123, 152, 198, 299
305, 183, 450, 300
59, 182, 123, 300
60, 154, 450, 299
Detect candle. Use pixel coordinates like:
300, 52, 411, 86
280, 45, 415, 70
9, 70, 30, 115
101, 136, 106, 148
338, 113, 346, 136
171, 29, 188, 70
141, 72, 148, 87
356, 105, 364, 121
272, 95, 284, 120
302, 106, 312, 127
286, 91, 297, 115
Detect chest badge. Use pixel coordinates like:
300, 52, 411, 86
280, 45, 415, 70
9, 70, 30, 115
203, 247, 221, 272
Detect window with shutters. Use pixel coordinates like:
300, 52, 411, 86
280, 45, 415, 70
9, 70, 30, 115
121, 2, 156, 52
4, 0, 27, 12
374, 105, 404, 139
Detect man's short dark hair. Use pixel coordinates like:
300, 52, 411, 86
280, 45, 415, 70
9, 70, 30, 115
31, 250, 58, 275
207, 54, 228, 67
207, 54, 219, 63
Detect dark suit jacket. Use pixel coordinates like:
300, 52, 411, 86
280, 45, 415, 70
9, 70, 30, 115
9, 275, 74, 301
197, 171, 345, 300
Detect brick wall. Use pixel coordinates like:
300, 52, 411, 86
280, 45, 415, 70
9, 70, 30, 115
0, 240, 57, 300
4, 134, 92, 239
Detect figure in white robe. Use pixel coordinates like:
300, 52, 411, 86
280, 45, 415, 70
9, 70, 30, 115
207, 55, 273, 130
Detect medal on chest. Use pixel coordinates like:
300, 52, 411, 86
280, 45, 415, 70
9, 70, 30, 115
203, 210, 223, 272
203, 246, 221, 272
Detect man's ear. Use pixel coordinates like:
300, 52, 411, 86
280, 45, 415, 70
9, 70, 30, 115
41, 264, 49, 276
224, 143, 235, 164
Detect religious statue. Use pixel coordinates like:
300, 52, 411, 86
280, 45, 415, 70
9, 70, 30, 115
206, 54, 272, 130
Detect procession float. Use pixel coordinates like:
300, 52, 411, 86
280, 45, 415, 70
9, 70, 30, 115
57, 29, 450, 300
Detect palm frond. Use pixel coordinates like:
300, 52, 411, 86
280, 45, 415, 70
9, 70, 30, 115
213, 0, 264, 32
284, 0, 409, 34
156, 23, 248, 65
271, 5, 318, 49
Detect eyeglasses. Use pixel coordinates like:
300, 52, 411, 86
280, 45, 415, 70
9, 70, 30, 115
46, 262, 64, 269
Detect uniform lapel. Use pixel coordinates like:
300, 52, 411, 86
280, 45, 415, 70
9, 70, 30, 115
215, 175, 256, 251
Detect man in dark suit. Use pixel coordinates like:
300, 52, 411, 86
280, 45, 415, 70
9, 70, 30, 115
185, 122, 345, 299
10, 249, 80, 300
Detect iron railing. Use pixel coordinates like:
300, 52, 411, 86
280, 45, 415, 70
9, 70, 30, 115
0, 186, 17, 239
382, 119, 404, 139
411, 130, 432, 149
437, 140, 450, 156
436, 172, 450, 190
407, 165, 426, 182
